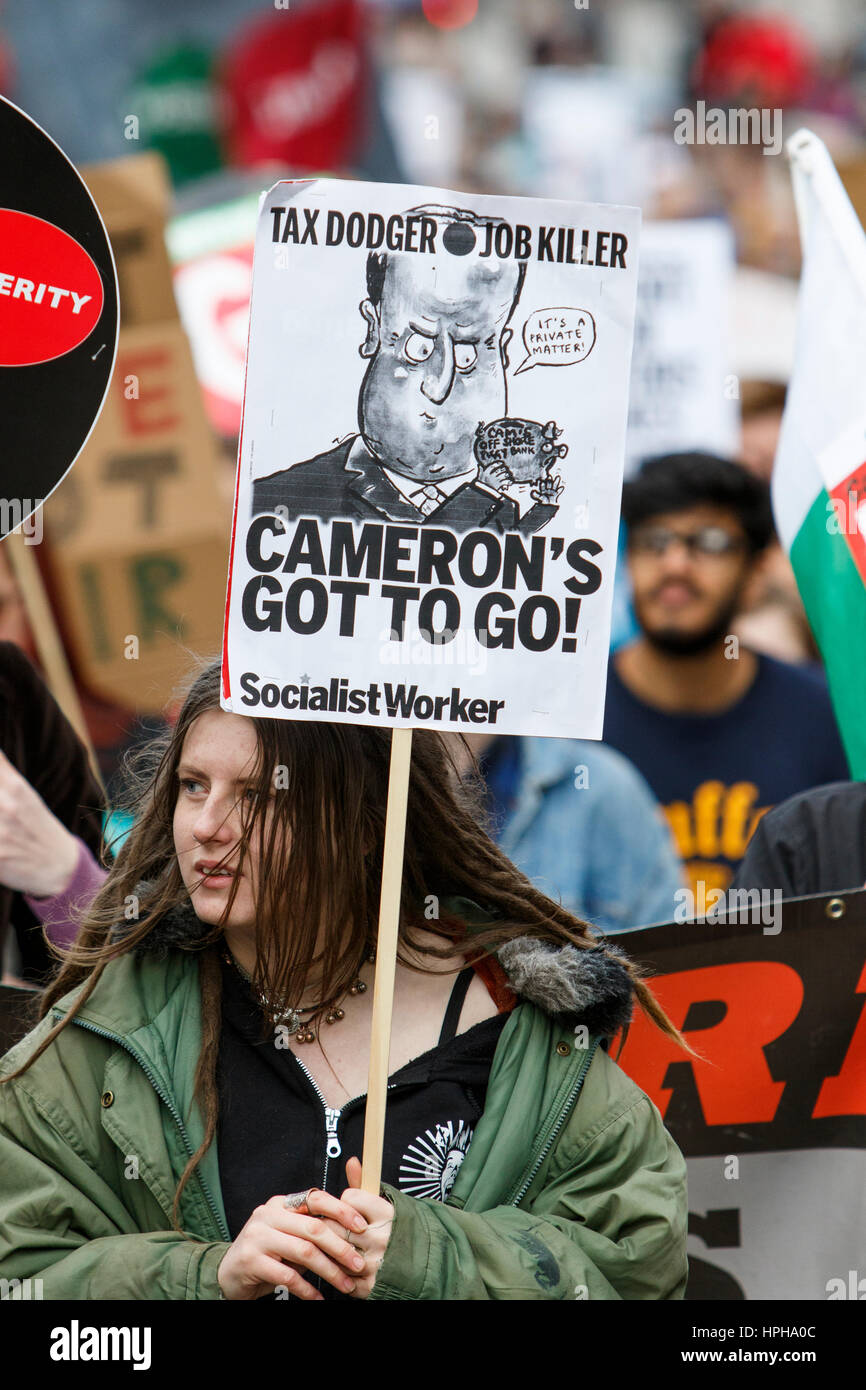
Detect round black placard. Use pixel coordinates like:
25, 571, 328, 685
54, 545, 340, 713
0, 96, 118, 539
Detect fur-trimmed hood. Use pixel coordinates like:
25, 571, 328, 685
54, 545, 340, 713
117, 892, 635, 1038
494, 936, 633, 1038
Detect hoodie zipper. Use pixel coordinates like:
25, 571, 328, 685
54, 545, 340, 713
289, 1051, 340, 1192
287, 1051, 396, 1299
59, 1013, 231, 1242
507, 1037, 600, 1208
289, 1049, 396, 1193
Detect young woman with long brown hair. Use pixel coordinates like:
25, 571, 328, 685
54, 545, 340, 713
0, 658, 689, 1301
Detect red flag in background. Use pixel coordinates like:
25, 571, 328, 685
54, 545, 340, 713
220, 0, 366, 172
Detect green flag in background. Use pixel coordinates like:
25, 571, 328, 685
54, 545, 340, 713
126, 44, 224, 187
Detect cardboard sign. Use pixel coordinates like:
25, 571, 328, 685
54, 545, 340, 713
617, 891, 866, 1300
520, 67, 650, 209
42, 320, 229, 712
0, 97, 118, 538
222, 179, 641, 738
81, 154, 178, 329
40, 155, 229, 714
626, 219, 739, 475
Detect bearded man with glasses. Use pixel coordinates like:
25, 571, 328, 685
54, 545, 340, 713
603, 452, 850, 904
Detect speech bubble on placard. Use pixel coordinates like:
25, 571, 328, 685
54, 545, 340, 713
0, 96, 118, 540
513, 306, 596, 375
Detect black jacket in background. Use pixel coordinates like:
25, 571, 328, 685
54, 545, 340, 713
731, 780, 866, 898
0, 642, 105, 982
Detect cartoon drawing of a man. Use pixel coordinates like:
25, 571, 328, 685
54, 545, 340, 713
252, 205, 558, 534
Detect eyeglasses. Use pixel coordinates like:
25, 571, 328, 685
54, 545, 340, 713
628, 525, 747, 558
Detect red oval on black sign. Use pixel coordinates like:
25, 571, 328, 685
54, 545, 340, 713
0, 208, 104, 367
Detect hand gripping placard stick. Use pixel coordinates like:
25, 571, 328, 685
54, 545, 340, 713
361, 726, 413, 1193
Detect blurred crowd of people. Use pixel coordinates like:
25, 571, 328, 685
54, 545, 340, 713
1, 0, 864, 979
0, 439, 856, 983
2, 0, 866, 1313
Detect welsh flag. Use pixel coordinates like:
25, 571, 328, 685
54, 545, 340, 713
773, 130, 866, 778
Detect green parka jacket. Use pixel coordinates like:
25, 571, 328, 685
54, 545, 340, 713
0, 897, 688, 1301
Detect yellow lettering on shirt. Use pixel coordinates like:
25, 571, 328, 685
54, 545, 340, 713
664, 780, 771, 897
693, 780, 726, 859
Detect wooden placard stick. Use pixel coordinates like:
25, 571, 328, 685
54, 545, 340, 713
4, 531, 105, 795
361, 725, 413, 1194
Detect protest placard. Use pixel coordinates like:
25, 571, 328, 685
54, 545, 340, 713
0, 96, 119, 768
617, 889, 866, 1299
222, 179, 641, 740
626, 218, 739, 475
39, 154, 230, 714
0, 96, 118, 540
168, 192, 258, 438
521, 66, 652, 209
82, 153, 178, 330
41, 318, 230, 713
222, 178, 641, 1190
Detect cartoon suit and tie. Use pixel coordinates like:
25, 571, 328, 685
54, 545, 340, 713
251, 205, 561, 536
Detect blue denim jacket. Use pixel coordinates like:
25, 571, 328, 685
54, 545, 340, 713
489, 738, 685, 935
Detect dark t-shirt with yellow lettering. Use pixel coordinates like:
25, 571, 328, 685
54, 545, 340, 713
602, 654, 850, 898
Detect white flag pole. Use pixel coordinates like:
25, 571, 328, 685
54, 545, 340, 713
361, 726, 413, 1193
